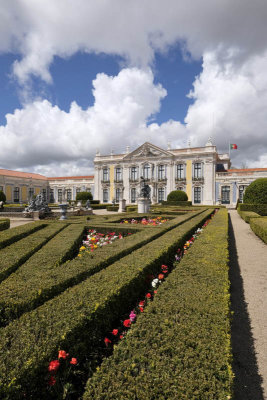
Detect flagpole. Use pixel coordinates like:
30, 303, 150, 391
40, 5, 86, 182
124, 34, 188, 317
229, 142, 231, 166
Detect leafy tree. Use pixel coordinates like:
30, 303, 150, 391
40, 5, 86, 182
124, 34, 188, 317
167, 190, 188, 202
243, 178, 267, 204
76, 191, 93, 201
0, 190, 6, 203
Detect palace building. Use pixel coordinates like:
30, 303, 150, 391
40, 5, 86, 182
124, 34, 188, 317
94, 140, 267, 207
1, 140, 267, 207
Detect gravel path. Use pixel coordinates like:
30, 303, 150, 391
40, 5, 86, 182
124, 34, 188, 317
229, 210, 267, 399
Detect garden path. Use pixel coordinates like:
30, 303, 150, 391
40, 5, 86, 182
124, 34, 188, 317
229, 210, 267, 400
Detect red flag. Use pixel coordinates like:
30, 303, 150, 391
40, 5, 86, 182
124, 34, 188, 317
230, 144, 238, 149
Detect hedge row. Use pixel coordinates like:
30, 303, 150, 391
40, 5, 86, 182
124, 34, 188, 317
0, 212, 199, 326
84, 209, 232, 400
250, 217, 267, 244
0, 219, 10, 231
237, 209, 261, 223
0, 209, 213, 398
0, 222, 46, 249
106, 206, 119, 212
0, 223, 85, 325
0, 223, 67, 284
162, 200, 192, 206
238, 203, 267, 216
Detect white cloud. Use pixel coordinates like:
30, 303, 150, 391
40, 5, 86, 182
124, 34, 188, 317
0, 68, 173, 174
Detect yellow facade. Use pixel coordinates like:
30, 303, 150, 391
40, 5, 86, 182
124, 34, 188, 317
21, 186, 27, 202
6, 186, 12, 202
109, 165, 114, 200
35, 187, 40, 195
186, 160, 192, 201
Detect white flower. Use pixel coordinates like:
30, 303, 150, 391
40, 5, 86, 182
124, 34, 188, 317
151, 278, 159, 288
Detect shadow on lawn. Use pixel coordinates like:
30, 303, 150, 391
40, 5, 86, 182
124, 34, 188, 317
228, 214, 264, 400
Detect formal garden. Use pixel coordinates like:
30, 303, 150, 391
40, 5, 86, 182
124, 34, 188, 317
0, 181, 266, 399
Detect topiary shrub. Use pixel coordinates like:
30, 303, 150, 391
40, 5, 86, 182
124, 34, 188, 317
167, 190, 188, 202
76, 191, 93, 202
0, 191, 6, 203
243, 178, 267, 204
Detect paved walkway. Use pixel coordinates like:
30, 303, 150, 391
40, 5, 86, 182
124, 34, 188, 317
229, 210, 267, 399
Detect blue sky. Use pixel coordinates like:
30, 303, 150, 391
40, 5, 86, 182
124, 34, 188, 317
0, 1, 267, 175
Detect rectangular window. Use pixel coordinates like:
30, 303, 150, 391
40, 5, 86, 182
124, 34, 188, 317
67, 189, 72, 201
177, 164, 184, 179
28, 188, 34, 200
103, 189, 109, 203
58, 189, 63, 203
143, 164, 150, 179
115, 167, 122, 181
76, 188, 81, 194
194, 163, 202, 178
115, 188, 121, 202
158, 187, 165, 202
221, 186, 230, 204
239, 185, 248, 203
194, 187, 201, 204
130, 166, 138, 181
14, 187, 20, 202
158, 165, 165, 179
42, 189, 47, 202
103, 168, 109, 182
50, 189, 54, 203
131, 188, 136, 203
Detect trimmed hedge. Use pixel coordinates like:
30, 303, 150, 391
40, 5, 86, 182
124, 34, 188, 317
162, 200, 192, 206
250, 217, 267, 244
243, 178, 267, 204
0, 223, 66, 284
0, 212, 201, 325
84, 209, 232, 400
92, 204, 111, 209
237, 208, 261, 223
0, 223, 85, 325
0, 209, 213, 398
167, 189, 188, 201
238, 203, 267, 216
0, 222, 46, 250
0, 219, 10, 231
106, 206, 119, 212
126, 206, 137, 212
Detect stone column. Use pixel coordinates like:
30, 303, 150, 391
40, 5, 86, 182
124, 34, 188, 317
123, 164, 130, 203
203, 160, 215, 205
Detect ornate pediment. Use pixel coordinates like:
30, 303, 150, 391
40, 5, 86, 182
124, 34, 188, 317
123, 142, 171, 160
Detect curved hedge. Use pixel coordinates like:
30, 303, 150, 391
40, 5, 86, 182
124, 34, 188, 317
76, 191, 93, 201
167, 190, 188, 202
243, 178, 267, 204
0, 219, 10, 231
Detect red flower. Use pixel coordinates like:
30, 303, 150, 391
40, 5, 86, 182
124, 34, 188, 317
112, 329, 118, 336
139, 306, 144, 312
158, 274, 164, 280
70, 358, 78, 365
48, 376, 56, 386
139, 300, 145, 307
161, 264, 168, 270
119, 334, 124, 339
145, 293, 151, 299
123, 319, 131, 328
154, 290, 158, 294
58, 350, 69, 359
48, 360, 60, 373
104, 337, 112, 347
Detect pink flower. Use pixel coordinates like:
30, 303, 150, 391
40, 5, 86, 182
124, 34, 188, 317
58, 350, 69, 359
104, 337, 112, 347
70, 358, 78, 365
129, 311, 136, 322
123, 319, 131, 328
48, 376, 56, 386
48, 360, 60, 373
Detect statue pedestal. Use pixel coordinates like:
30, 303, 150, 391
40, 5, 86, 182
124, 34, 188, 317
119, 199, 126, 212
33, 211, 40, 220
137, 198, 150, 213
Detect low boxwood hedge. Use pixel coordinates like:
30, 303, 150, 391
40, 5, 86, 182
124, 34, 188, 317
238, 203, 267, 216
0, 219, 10, 231
0, 223, 85, 325
83, 209, 232, 400
0, 209, 213, 398
0, 222, 46, 250
237, 208, 261, 223
162, 200, 192, 206
0, 212, 201, 325
250, 217, 267, 244
126, 206, 137, 212
106, 206, 119, 212
0, 223, 66, 284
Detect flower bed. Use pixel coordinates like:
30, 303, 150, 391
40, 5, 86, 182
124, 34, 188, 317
79, 229, 130, 254
120, 216, 169, 225
0, 209, 213, 398
0, 221, 46, 249
84, 209, 232, 400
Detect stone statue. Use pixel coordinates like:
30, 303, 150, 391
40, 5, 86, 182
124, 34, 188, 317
140, 177, 151, 199
85, 199, 91, 209
24, 193, 50, 214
